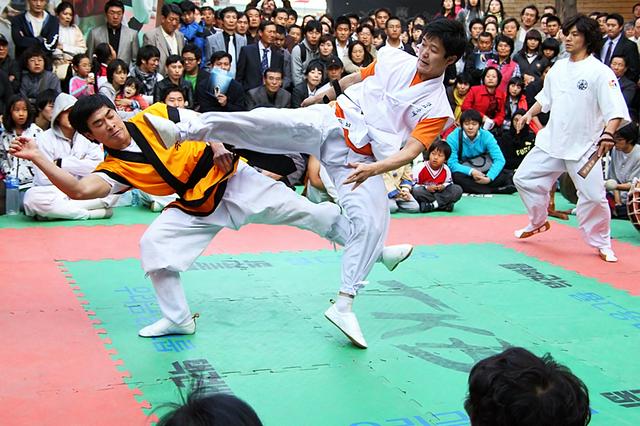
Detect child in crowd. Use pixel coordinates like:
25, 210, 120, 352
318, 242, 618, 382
0, 95, 43, 206
606, 123, 640, 218
91, 42, 116, 89
383, 164, 420, 213
115, 77, 149, 113
34, 90, 57, 131
19, 47, 61, 105
69, 53, 96, 99
411, 140, 463, 212
503, 77, 540, 133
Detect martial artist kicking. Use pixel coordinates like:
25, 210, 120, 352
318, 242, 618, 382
9, 98, 410, 339
145, 19, 467, 348
513, 14, 630, 262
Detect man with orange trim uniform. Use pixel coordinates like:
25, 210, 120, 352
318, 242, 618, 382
145, 19, 468, 348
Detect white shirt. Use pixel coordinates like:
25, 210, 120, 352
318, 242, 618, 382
259, 41, 271, 67
26, 12, 46, 37
535, 55, 630, 160
336, 41, 349, 60
162, 28, 179, 55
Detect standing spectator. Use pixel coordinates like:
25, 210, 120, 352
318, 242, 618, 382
484, 22, 498, 39
200, 6, 217, 37
517, 5, 540, 49
205, 6, 246, 78
501, 18, 521, 51
99, 59, 129, 102
288, 25, 302, 46
372, 29, 386, 50
334, 16, 351, 60
179, 0, 206, 66
374, 8, 391, 30
87, 0, 139, 67
143, 4, 185, 77
245, 7, 261, 45
182, 44, 209, 111
464, 31, 494, 85
447, 109, 514, 194
0, 34, 19, 92
486, 35, 520, 93
356, 24, 378, 60
53, 1, 86, 80
384, 17, 405, 50
153, 55, 193, 107
546, 15, 563, 40
513, 30, 548, 86
541, 38, 561, 64
11, 0, 59, 64
610, 55, 637, 116
411, 140, 463, 212
199, 51, 245, 112
19, 47, 60, 104
435, 0, 457, 21
291, 20, 322, 86
446, 72, 472, 123
130, 45, 163, 105
607, 123, 640, 218
291, 61, 324, 108
317, 34, 335, 68
485, 0, 504, 25
599, 13, 640, 82
274, 25, 293, 90
462, 67, 506, 130
457, 0, 484, 37
246, 67, 290, 109
236, 21, 284, 92
236, 12, 249, 40
343, 41, 374, 74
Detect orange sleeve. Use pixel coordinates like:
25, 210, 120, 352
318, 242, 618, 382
360, 60, 377, 80
410, 117, 450, 149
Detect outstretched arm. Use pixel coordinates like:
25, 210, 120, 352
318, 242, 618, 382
9, 136, 111, 199
301, 72, 363, 107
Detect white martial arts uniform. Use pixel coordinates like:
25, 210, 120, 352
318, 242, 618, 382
175, 48, 454, 295
514, 55, 630, 249
23, 128, 117, 219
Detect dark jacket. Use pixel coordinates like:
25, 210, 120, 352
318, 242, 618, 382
246, 86, 291, 110
153, 78, 194, 108
290, 81, 313, 108
599, 36, 640, 81
11, 13, 59, 61
512, 51, 549, 80
0, 57, 20, 92
19, 70, 60, 104
0, 69, 13, 114
197, 69, 246, 112
236, 43, 285, 92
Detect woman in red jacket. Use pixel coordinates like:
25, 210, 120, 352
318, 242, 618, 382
461, 66, 506, 131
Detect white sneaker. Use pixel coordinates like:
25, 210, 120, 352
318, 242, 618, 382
324, 304, 367, 349
598, 248, 618, 263
143, 113, 180, 149
381, 244, 413, 271
138, 316, 196, 337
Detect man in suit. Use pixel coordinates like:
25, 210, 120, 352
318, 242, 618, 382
236, 21, 284, 92
600, 13, 640, 82
143, 4, 185, 76
246, 67, 290, 109
87, 0, 139, 67
11, 0, 59, 63
205, 6, 246, 78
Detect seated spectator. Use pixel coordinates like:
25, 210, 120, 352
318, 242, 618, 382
447, 109, 515, 194
610, 55, 637, 117
411, 140, 463, 213
343, 41, 374, 74
317, 34, 336, 69
503, 77, 528, 132
607, 123, 640, 218
115, 77, 149, 113
0, 67, 13, 116
0, 34, 19, 92
372, 28, 387, 50
53, 1, 87, 80
23, 93, 114, 220
91, 42, 116, 89
465, 347, 591, 426
157, 390, 263, 426
500, 17, 520, 50
325, 57, 344, 81
68, 53, 96, 99
273, 25, 293, 91
355, 23, 378, 60
99, 59, 129, 102
246, 68, 290, 110
0, 95, 43, 205
291, 61, 324, 108
485, 35, 520, 93
304, 155, 338, 204
461, 67, 506, 131
202, 51, 246, 112
498, 109, 535, 170
19, 47, 61, 105
446, 72, 472, 123
463, 31, 494, 85
406, 24, 424, 56
10, 0, 59, 65
541, 37, 560, 64
383, 164, 419, 213
161, 86, 187, 108
484, 21, 498, 38
153, 55, 194, 107
34, 90, 56, 131
512, 29, 548, 86
130, 45, 164, 105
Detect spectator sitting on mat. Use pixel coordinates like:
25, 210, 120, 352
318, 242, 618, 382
606, 123, 640, 218
411, 140, 463, 212
464, 347, 591, 426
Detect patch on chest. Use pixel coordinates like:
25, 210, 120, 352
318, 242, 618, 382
577, 79, 588, 91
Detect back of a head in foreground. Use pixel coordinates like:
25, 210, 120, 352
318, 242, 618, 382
157, 392, 263, 426
464, 347, 591, 426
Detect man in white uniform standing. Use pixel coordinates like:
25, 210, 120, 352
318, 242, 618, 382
514, 14, 630, 262
145, 19, 468, 348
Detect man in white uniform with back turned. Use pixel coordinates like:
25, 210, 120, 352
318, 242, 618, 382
514, 14, 630, 262
146, 19, 468, 348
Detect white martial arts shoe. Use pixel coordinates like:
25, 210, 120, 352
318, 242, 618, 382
138, 315, 197, 337
144, 113, 180, 149
598, 248, 618, 263
324, 304, 368, 349
514, 221, 551, 239
88, 208, 113, 220
381, 244, 414, 271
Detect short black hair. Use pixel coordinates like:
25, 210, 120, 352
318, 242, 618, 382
521, 4, 540, 20
137, 45, 161, 66
464, 347, 591, 426
123, 76, 143, 94
468, 18, 484, 32
562, 14, 602, 55
272, 7, 288, 17
275, 24, 286, 36
541, 37, 560, 56
495, 34, 514, 53
182, 43, 201, 61
3, 95, 34, 132
501, 17, 520, 31
36, 89, 58, 112
546, 15, 561, 26
482, 66, 502, 87
385, 16, 402, 28
157, 391, 263, 426
219, 6, 238, 19
161, 3, 182, 18
107, 59, 129, 84
179, 0, 196, 13
374, 7, 391, 17
210, 50, 232, 65
606, 13, 625, 27
161, 85, 186, 103
422, 18, 467, 61
55, 1, 75, 24
166, 54, 183, 67
303, 20, 322, 34
611, 53, 628, 66
455, 72, 472, 85
21, 46, 47, 70
508, 76, 525, 90
428, 139, 452, 160
460, 109, 483, 124
304, 59, 325, 76
259, 20, 276, 32
263, 67, 283, 78
335, 16, 351, 29
104, 0, 124, 14
615, 122, 638, 145
69, 95, 116, 135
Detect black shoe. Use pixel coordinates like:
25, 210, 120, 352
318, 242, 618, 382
440, 204, 454, 212
419, 202, 434, 213
495, 185, 517, 194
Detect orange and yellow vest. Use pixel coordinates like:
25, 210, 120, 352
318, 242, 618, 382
94, 103, 239, 216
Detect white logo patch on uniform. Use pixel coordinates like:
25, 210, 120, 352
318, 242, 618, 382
577, 79, 588, 90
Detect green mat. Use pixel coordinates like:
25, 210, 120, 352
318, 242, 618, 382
63, 244, 640, 425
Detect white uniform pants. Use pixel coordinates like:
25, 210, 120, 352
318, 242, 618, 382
514, 146, 611, 249
22, 186, 116, 220
141, 162, 350, 324
177, 105, 391, 296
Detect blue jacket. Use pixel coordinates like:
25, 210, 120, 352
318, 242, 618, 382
180, 22, 207, 68
446, 127, 506, 181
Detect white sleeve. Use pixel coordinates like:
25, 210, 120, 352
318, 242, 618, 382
177, 108, 200, 122
597, 67, 631, 126
535, 67, 554, 113
92, 171, 132, 194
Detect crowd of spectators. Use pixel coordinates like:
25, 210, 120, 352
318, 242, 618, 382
0, 0, 639, 220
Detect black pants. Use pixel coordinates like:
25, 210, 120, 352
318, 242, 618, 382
411, 184, 464, 207
452, 169, 515, 194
